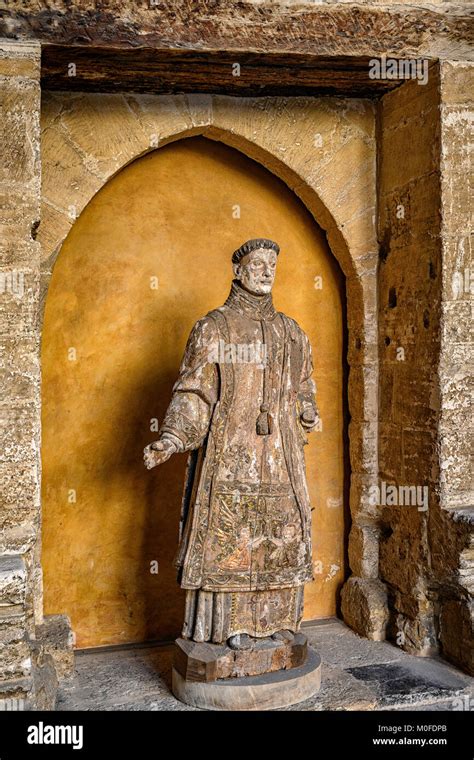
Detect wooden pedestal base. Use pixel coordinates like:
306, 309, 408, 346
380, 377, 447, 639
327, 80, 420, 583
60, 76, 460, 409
172, 635, 322, 710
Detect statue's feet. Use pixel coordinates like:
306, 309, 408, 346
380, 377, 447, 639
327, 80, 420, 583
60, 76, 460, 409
227, 633, 254, 650
271, 629, 295, 642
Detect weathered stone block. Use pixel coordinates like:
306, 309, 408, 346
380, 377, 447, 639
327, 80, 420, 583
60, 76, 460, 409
348, 522, 380, 579
0, 402, 39, 464
348, 364, 377, 422
0, 638, 32, 681
0, 85, 40, 185
441, 61, 474, 107
439, 598, 474, 676
349, 473, 379, 520
0, 334, 39, 401
341, 576, 389, 641
379, 511, 429, 594
0, 268, 40, 336
348, 420, 377, 476
36, 615, 75, 680
0, 556, 26, 606
0, 188, 40, 243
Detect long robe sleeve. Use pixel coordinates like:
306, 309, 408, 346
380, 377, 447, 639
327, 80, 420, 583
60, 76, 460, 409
298, 331, 319, 433
158, 317, 220, 452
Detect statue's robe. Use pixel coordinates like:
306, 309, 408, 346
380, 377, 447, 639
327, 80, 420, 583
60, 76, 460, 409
159, 280, 319, 642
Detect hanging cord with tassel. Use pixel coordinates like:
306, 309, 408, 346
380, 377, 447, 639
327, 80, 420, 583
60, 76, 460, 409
256, 318, 273, 435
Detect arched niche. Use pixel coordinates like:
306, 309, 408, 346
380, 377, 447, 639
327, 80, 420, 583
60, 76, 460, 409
41, 136, 349, 647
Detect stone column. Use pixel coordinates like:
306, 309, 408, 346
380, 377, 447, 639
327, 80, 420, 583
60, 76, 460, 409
0, 39, 72, 710
341, 272, 390, 642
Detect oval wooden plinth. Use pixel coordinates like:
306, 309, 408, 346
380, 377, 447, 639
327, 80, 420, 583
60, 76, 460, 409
172, 646, 322, 711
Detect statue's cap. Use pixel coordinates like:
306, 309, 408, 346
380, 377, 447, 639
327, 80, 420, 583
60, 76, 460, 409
232, 238, 280, 265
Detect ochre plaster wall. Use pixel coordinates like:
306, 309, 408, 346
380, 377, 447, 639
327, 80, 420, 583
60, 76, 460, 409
41, 137, 347, 647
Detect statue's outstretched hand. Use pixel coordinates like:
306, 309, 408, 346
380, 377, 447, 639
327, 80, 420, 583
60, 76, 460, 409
143, 439, 177, 469
301, 407, 316, 425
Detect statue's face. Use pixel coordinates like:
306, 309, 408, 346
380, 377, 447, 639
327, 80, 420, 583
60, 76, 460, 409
233, 248, 277, 295
239, 526, 251, 546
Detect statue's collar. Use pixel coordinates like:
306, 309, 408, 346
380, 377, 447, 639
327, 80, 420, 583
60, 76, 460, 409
225, 280, 277, 321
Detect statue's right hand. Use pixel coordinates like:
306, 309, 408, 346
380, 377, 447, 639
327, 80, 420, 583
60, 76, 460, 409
143, 439, 176, 469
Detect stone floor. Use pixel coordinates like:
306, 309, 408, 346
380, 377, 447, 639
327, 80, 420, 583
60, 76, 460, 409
57, 618, 473, 711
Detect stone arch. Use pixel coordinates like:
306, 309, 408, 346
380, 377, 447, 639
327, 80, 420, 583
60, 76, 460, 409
39, 92, 381, 639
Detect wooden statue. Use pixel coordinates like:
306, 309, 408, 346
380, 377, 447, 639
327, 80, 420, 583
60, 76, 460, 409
144, 239, 320, 655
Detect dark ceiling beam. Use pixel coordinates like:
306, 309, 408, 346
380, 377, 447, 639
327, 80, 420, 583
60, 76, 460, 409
39, 47, 404, 97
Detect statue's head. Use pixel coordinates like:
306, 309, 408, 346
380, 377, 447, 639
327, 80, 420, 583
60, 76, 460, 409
282, 524, 297, 542
232, 238, 280, 295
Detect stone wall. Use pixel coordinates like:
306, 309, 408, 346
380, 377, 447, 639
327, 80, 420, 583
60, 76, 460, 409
376, 63, 473, 674
435, 61, 473, 674
377, 66, 442, 658
0, 39, 50, 708
0, 39, 73, 710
